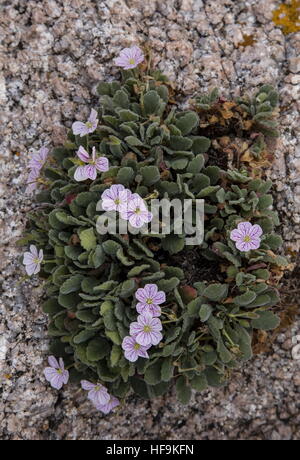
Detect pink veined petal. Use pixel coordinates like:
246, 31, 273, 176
114, 57, 129, 67
150, 331, 163, 346
44, 367, 59, 381
144, 284, 158, 299
89, 387, 110, 406
230, 229, 243, 242
25, 182, 37, 194
137, 348, 149, 359
58, 358, 65, 370
124, 349, 139, 362
120, 47, 135, 59
138, 312, 153, 326
39, 249, 43, 261
129, 214, 144, 228
129, 321, 142, 337
84, 165, 97, 181
25, 262, 38, 276
236, 240, 252, 252
74, 166, 88, 182
89, 108, 98, 123
122, 336, 135, 351
248, 238, 261, 250
32, 263, 41, 275
120, 210, 131, 221
23, 252, 34, 265
81, 380, 95, 391
72, 121, 88, 136
48, 356, 59, 368
237, 222, 253, 236
50, 373, 64, 390
153, 291, 166, 305
40, 147, 49, 161
89, 120, 98, 133
96, 397, 120, 414
150, 317, 163, 331
77, 146, 90, 163
30, 245, 38, 258
92, 146, 97, 163
135, 288, 148, 303
101, 198, 118, 211
249, 224, 263, 239
136, 331, 151, 347
62, 370, 69, 385
95, 157, 109, 172
136, 302, 161, 317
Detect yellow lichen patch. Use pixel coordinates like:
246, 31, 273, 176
238, 34, 257, 47
272, 0, 300, 35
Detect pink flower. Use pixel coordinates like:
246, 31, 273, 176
130, 313, 163, 347
114, 46, 144, 70
230, 222, 263, 252
23, 245, 43, 276
135, 284, 165, 317
81, 380, 110, 406
74, 146, 109, 181
25, 168, 40, 194
120, 193, 153, 228
43, 356, 69, 390
122, 335, 151, 362
101, 184, 131, 213
95, 395, 120, 414
72, 109, 99, 137
28, 146, 49, 171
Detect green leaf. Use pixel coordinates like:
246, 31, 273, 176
140, 165, 161, 186
157, 277, 180, 293
60, 275, 84, 295
161, 235, 185, 254
144, 361, 162, 385
234, 290, 257, 306
117, 167, 135, 185
203, 283, 228, 302
175, 376, 191, 404
175, 112, 199, 135
190, 374, 208, 391
251, 311, 280, 331
191, 136, 211, 154
199, 304, 213, 322
143, 90, 161, 115
73, 329, 95, 344
187, 297, 202, 316
113, 90, 129, 109
110, 345, 122, 367
161, 357, 174, 382
86, 338, 110, 361
119, 109, 139, 122
125, 136, 143, 146
102, 240, 121, 256
105, 330, 122, 345
79, 228, 97, 251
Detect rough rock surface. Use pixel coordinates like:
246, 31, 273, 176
0, 0, 299, 440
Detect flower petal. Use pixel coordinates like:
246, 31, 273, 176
95, 157, 109, 172
81, 380, 95, 391
84, 165, 97, 181
72, 121, 88, 136
74, 166, 88, 182
237, 222, 253, 236
48, 356, 59, 368
77, 146, 90, 162
249, 224, 263, 239
25, 263, 39, 276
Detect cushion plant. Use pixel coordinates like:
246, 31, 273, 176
21, 46, 288, 412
